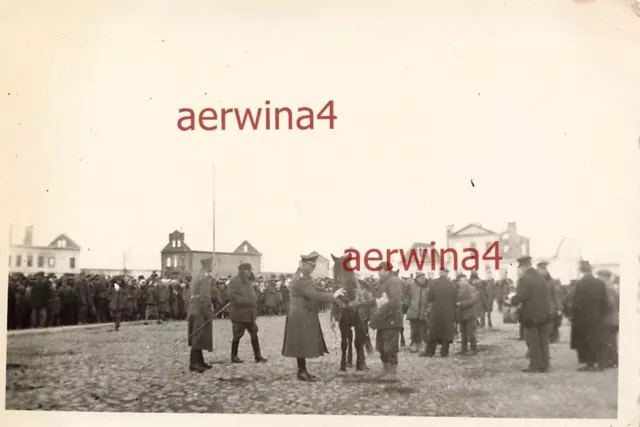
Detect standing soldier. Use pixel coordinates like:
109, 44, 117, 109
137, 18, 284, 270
537, 262, 563, 343
144, 281, 160, 325
94, 276, 110, 323
422, 269, 457, 358
406, 272, 430, 354
282, 254, 346, 382
570, 261, 609, 371
369, 262, 404, 381
29, 273, 51, 328
263, 279, 281, 316
75, 273, 94, 325
227, 263, 268, 364
47, 278, 61, 327
279, 279, 290, 315
510, 256, 551, 373
598, 270, 619, 368
109, 279, 125, 331
187, 259, 214, 373
456, 274, 479, 355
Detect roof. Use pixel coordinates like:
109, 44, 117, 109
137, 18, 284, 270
191, 250, 260, 257
232, 240, 262, 255
449, 223, 499, 237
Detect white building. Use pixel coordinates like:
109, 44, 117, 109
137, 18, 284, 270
8, 226, 81, 275
445, 222, 531, 280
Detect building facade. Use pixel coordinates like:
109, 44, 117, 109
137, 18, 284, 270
445, 222, 530, 279
160, 230, 262, 277
8, 226, 81, 275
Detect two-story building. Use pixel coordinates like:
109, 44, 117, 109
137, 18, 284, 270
445, 222, 530, 279
397, 242, 442, 278
160, 230, 262, 278
8, 226, 81, 275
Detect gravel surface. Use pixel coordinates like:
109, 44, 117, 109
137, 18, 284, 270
5, 313, 618, 417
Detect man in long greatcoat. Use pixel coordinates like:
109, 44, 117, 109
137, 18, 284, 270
511, 256, 551, 373
406, 272, 430, 353
598, 270, 619, 368
187, 259, 215, 373
282, 253, 345, 382
570, 261, 609, 371
422, 269, 457, 358
228, 263, 267, 363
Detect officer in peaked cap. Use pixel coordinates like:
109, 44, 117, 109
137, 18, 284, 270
186, 257, 214, 373
511, 254, 551, 373
537, 261, 549, 269
282, 252, 345, 381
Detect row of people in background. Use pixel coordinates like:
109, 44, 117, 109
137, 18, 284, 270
6, 271, 336, 330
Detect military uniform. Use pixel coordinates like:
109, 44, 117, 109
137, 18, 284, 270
282, 254, 339, 381
228, 263, 267, 364
187, 261, 214, 373
370, 262, 404, 378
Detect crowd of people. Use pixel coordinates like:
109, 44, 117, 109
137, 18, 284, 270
6, 271, 335, 331
7, 255, 620, 381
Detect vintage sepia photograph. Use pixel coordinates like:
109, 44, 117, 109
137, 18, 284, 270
2, 0, 639, 424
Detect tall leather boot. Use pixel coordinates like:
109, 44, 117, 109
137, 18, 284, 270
251, 334, 267, 363
189, 349, 206, 373
231, 338, 243, 363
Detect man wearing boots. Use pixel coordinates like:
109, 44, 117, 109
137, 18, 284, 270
406, 272, 429, 353
187, 259, 215, 373
228, 263, 267, 364
370, 262, 404, 381
456, 274, 479, 355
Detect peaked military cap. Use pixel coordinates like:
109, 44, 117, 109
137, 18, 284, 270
469, 271, 480, 280
537, 261, 549, 268
517, 256, 532, 268
300, 253, 319, 263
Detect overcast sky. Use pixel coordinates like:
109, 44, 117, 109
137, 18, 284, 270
2, 0, 639, 273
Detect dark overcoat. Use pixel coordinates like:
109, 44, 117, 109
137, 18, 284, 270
511, 268, 550, 327
187, 271, 214, 351
227, 275, 258, 323
426, 277, 457, 343
570, 274, 608, 355
109, 286, 125, 312
282, 273, 333, 358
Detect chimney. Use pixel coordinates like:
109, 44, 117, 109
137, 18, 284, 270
23, 226, 33, 246
507, 222, 516, 234
446, 225, 454, 236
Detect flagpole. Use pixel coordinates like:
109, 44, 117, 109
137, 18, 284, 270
212, 165, 216, 277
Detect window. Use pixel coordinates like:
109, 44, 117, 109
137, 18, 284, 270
8, 255, 11, 266
469, 241, 477, 249
172, 240, 176, 248
165, 257, 171, 267
485, 241, 492, 250
243, 244, 248, 253
48, 257, 55, 267
38, 256, 44, 267
16, 255, 22, 267
173, 256, 178, 267
179, 257, 185, 268
57, 239, 67, 248
27, 255, 33, 267
69, 257, 76, 269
